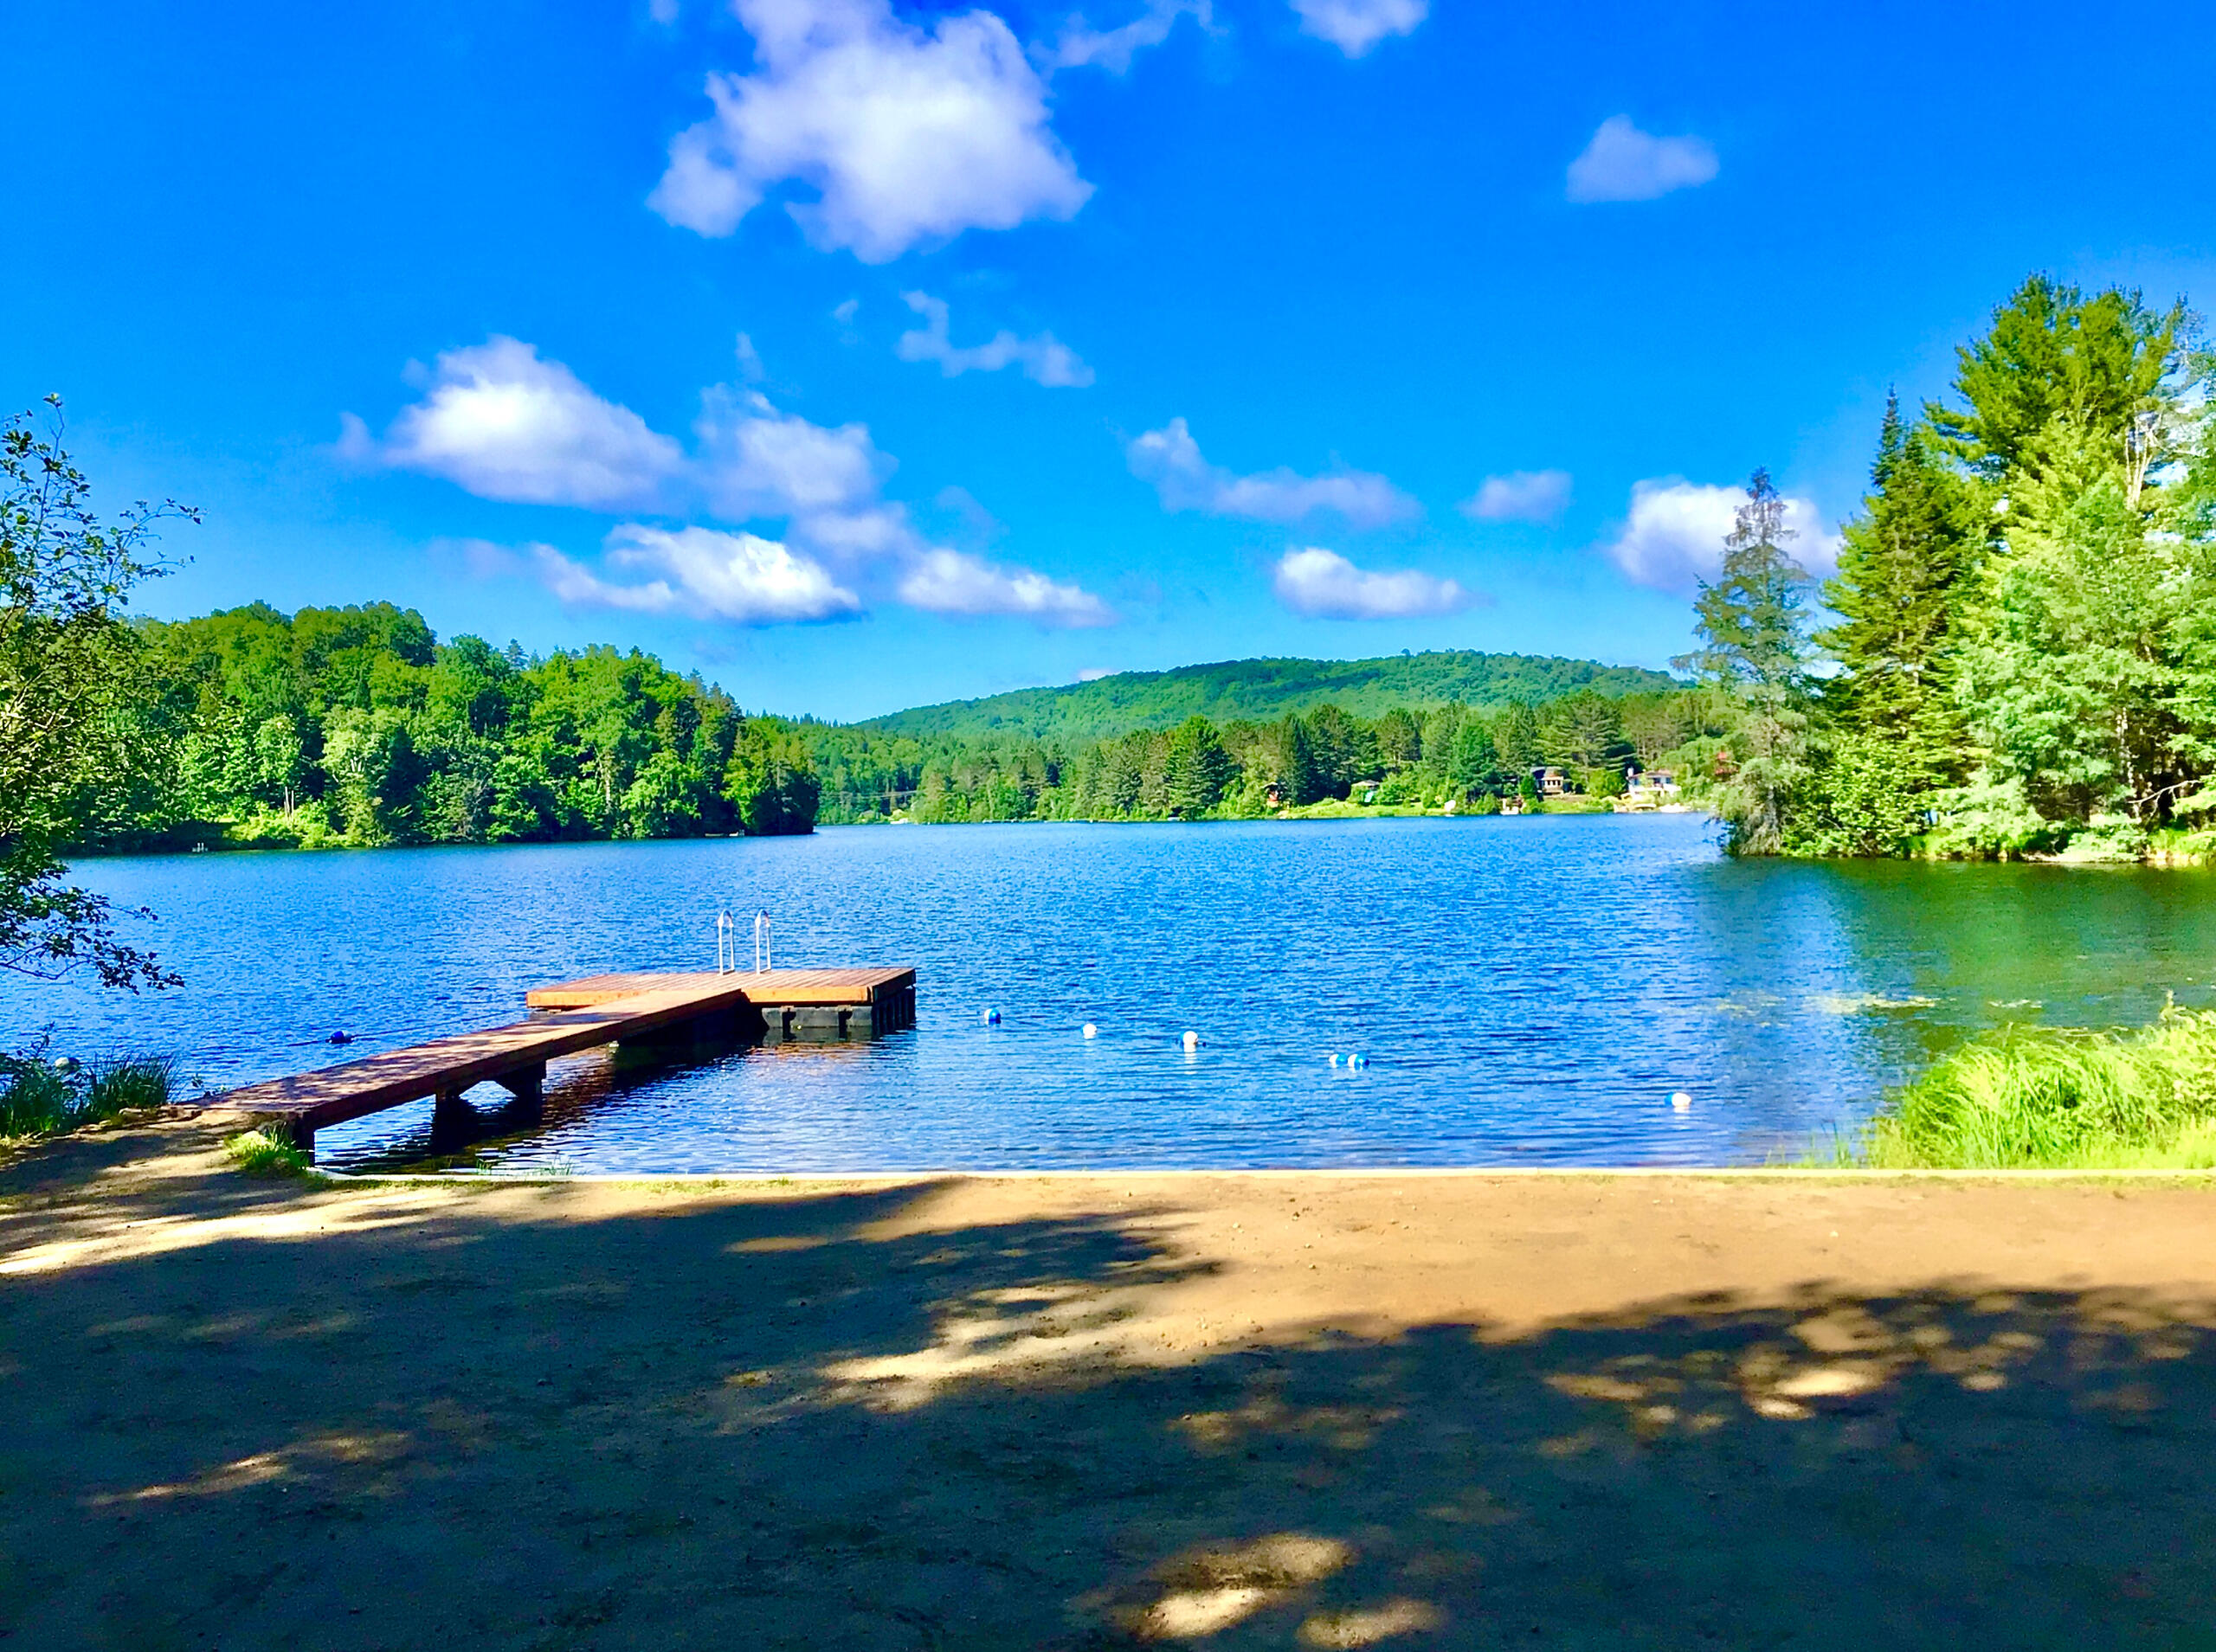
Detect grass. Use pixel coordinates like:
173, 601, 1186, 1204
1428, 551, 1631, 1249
0, 1049, 175, 1140
1849, 1006, 2216, 1169
222, 1128, 314, 1177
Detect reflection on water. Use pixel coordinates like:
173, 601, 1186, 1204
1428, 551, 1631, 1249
8, 816, 2216, 1171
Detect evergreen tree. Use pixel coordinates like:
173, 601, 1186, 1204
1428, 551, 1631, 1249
1491, 700, 1540, 777
1163, 716, 1233, 816
1928, 275, 2187, 482
1674, 468, 1816, 855
1820, 393, 1981, 783
1447, 717, 1496, 795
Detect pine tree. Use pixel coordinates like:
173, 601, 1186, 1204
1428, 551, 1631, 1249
1674, 468, 1816, 855
1928, 275, 2186, 482
1820, 394, 1981, 782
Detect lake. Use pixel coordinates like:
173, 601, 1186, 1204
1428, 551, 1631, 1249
8, 815, 2216, 1172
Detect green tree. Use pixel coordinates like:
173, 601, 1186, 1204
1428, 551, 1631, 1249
1953, 421, 2184, 828
0, 401, 193, 988
1446, 717, 1496, 795
1491, 700, 1540, 776
1929, 275, 2187, 482
1163, 716, 1233, 816
1675, 469, 1817, 855
1820, 394, 1982, 787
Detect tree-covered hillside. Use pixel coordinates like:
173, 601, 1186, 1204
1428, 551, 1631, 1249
859, 652, 1682, 744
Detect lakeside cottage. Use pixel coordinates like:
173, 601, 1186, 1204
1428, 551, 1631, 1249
1619, 767, 1681, 811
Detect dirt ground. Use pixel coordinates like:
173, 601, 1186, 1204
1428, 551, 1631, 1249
2, 1124, 2213, 1649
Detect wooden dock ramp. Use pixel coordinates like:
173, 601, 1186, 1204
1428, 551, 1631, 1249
209, 967, 916, 1149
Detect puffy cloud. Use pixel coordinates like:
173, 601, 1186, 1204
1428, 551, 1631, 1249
1601, 479, 1839, 592
895, 292, 1093, 387
533, 525, 862, 624
649, 0, 1092, 261
1289, 0, 1426, 55
1036, 0, 1209, 72
367, 334, 1106, 627
354, 337, 683, 509
1127, 417, 1417, 527
897, 548, 1115, 626
1271, 546, 1472, 620
1566, 116, 1718, 204
1460, 468, 1572, 523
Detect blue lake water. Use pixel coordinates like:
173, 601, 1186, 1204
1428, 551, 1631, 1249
9, 815, 2216, 1172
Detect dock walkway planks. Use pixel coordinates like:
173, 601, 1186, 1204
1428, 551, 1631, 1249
208, 967, 916, 1147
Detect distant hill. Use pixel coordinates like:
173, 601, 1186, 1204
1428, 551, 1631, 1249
859, 651, 1684, 745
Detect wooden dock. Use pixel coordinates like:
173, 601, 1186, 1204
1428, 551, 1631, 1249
207, 967, 916, 1148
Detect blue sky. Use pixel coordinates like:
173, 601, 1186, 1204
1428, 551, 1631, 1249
8, 0, 2214, 720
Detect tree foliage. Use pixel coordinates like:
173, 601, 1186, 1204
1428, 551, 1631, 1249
0, 400, 194, 989
1712, 273, 2216, 861
1674, 470, 1817, 855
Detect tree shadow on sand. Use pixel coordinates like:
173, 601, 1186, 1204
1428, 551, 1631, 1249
1, 1135, 2212, 1650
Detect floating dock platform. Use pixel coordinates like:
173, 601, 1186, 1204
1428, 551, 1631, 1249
208, 967, 916, 1149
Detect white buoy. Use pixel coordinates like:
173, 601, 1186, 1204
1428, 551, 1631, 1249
1328, 1053, 1341, 1067
1349, 1053, 1369, 1070
1082, 1023, 1098, 1039
1671, 1090, 1692, 1112
1182, 1030, 1201, 1051
982, 1008, 1002, 1025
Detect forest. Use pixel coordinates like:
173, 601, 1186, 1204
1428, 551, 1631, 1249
61, 601, 1701, 843
1686, 274, 2216, 861
68, 602, 822, 852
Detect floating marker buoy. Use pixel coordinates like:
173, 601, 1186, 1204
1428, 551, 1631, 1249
982, 1008, 1002, 1026
1182, 1030, 1201, 1051
1328, 1053, 1341, 1067
329, 1032, 354, 1045
51, 1056, 79, 1074
1348, 1053, 1369, 1070
1671, 1090, 1692, 1112
1082, 1023, 1098, 1039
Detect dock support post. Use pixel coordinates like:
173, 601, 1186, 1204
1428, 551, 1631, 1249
430, 1086, 474, 1151
494, 1062, 545, 1122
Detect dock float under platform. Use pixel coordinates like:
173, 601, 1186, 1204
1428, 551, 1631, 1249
208, 967, 917, 1148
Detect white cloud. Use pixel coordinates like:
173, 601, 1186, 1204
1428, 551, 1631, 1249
1076, 666, 1118, 681
1127, 417, 1417, 527
1601, 479, 1839, 593
1272, 546, 1472, 620
648, 0, 1092, 261
897, 548, 1114, 626
1037, 0, 1208, 72
733, 331, 767, 381
1460, 468, 1572, 523
895, 292, 1093, 387
535, 524, 861, 624
1566, 116, 1718, 204
649, 0, 680, 22
355, 337, 684, 509
1289, 0, 1426, 55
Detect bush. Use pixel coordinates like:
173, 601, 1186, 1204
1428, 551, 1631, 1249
1860, 1006, 2216, 1167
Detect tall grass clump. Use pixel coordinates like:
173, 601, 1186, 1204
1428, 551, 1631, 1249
223, 1128, 312, 1177
1863, 1007, 2216, 1168
0, 1048, 175, 1141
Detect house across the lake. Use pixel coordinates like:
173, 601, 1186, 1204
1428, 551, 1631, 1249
1618, 766, 1682, 811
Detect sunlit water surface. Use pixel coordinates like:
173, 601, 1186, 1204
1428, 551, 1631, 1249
10, 816, 2216, 1172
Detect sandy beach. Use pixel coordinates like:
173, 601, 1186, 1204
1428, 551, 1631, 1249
3, 1122, 2213, 1649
